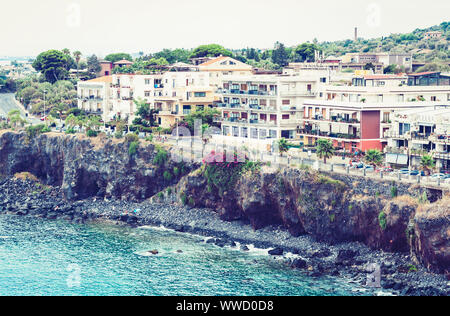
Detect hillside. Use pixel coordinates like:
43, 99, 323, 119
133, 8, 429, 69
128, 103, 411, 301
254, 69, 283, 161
320, 22, 449, 63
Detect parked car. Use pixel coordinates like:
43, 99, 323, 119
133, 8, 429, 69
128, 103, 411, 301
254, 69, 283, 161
431, 173, 450, 180
363, 165, 375, 172
350, 162, 364, 169
408, 170, 425, 176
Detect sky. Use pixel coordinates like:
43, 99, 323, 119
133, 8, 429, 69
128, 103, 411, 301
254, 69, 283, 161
0, 0, 449, 57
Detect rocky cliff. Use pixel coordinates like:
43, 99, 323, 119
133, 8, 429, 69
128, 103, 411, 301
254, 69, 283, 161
0, 131, 195, 201
0, 131, 448, 275
176, 165, 449, 275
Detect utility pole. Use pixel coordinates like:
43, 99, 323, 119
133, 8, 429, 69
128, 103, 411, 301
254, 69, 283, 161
43, 90, 47, 126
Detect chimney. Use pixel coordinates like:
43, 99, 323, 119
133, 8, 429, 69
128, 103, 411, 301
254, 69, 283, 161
354, 27, 358, 41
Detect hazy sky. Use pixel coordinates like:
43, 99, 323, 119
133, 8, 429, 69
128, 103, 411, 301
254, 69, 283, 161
1, 0, 449, 57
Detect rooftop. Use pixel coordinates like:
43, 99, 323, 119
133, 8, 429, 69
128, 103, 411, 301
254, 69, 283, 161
82, 76, 112, 84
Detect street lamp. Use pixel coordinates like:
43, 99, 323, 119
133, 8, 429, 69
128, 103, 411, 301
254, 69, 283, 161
43, 90, 47, 126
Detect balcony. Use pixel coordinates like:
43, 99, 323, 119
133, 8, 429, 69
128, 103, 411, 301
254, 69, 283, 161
219, 89, 277, 97
429, 134, 450, 144
298, 129, 360, 140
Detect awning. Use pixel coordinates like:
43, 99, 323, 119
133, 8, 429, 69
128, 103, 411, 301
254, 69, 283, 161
386, 153, 408, 165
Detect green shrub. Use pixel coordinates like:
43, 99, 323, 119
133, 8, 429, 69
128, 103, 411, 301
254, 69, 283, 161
115, 131, 123, 139
378, 211, 387, 230
125, 133, 139, 143
25, 124, 51, 140
86, 130, 98, 137
180, 192, 187, 205
163, 171, 173, 181
167, 187, 172, 195
390, 185, 398, 198
173, 167, 180, 177
408, 264, 418, 273
158, 192, 164, 200
128, 141, 139, 156
65, 127, 76, 134
153, 146, 168, 166
145, 135, 153, 142
188, 197, 195, 206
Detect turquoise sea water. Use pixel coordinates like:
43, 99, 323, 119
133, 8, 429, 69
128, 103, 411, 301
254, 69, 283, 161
0, 214, 369, 296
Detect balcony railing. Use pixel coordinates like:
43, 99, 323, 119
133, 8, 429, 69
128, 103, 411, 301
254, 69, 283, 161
218, 89, 277, 97
298, 129, 360, 140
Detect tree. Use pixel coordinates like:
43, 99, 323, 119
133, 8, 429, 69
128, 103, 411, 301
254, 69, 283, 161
73, 51, 82, 78
8, 109, 27, 129
87, 55, 101, 78
32, 50, 70, 83
189, 44, 233, 59
420, 155, 435, 175
271, 42, 289, 68
364, 149, 383, 166
132, 98, 158, 130
316, 139, 334, 164
277, 138, 290, 156
293, 43, 321, 62
104, 53, 133, 63
181, 108, 220, 133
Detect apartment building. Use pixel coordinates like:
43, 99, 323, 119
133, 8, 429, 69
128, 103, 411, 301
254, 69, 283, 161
300, 84, 450, 152
352, 74, 408, 87
340, 52, 413, 72
154, 71, 218, 128
216, 73, 325, 140
110, 71, 216, 126
197, 56, 253, 87
77, 76, 113, 122
384, 108, 450, 172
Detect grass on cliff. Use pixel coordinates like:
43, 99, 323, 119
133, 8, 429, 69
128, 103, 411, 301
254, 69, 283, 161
14, 172, 38, 182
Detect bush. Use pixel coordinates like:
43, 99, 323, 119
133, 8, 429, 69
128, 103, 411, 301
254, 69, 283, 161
153, 146, 168, 166
65, 127, 76, 134
163, 171, 173, 181
173, 167, 180, 177
180, 192, 187, 205
25, 124, 50, 140
391, 186, 398, 198
128, 141, 139, 156
86, 130, 98, 137
125, 133, 139, 143
378, 211, 387, 230
114, 131, 123, 139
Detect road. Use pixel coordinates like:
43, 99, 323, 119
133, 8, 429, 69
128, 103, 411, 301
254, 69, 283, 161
0, 93, 40, 124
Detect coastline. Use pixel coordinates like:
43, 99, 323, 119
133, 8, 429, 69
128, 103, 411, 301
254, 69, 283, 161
1, 177, 448, 296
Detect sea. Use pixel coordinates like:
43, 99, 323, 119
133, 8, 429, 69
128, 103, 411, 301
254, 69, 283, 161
0, 214, 372, 296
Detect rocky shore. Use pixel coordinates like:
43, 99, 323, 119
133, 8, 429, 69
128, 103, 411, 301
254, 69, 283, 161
0, 177, 448, 296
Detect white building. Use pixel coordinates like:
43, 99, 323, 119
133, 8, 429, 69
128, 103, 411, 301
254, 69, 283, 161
216, 72, 328, 141
77, 76, 113, 122
384, 107, 450, 172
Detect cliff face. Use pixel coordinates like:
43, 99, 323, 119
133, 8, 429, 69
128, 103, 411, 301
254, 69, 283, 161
413, 199, 450, 274
177, 166, 449, 274
0, 131, 195, 201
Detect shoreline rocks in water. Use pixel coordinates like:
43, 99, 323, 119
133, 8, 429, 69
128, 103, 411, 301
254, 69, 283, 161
0, 177, 448, 296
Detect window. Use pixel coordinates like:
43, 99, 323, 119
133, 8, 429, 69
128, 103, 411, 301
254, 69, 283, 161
320, 77, 326, 83
282, 100, 290, 105
145, 79, 151, 85
145, 91, 151, 97
194, 92, 206, 98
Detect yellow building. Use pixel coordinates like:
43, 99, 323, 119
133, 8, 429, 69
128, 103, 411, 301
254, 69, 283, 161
155, 86, 220, 129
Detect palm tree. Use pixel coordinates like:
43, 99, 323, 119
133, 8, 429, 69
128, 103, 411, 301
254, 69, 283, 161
73, 51, 82, 78
420, 155, 435, 175
364, 149, 383, 167
277, 138, 290, 156
316, 139, 334, 164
